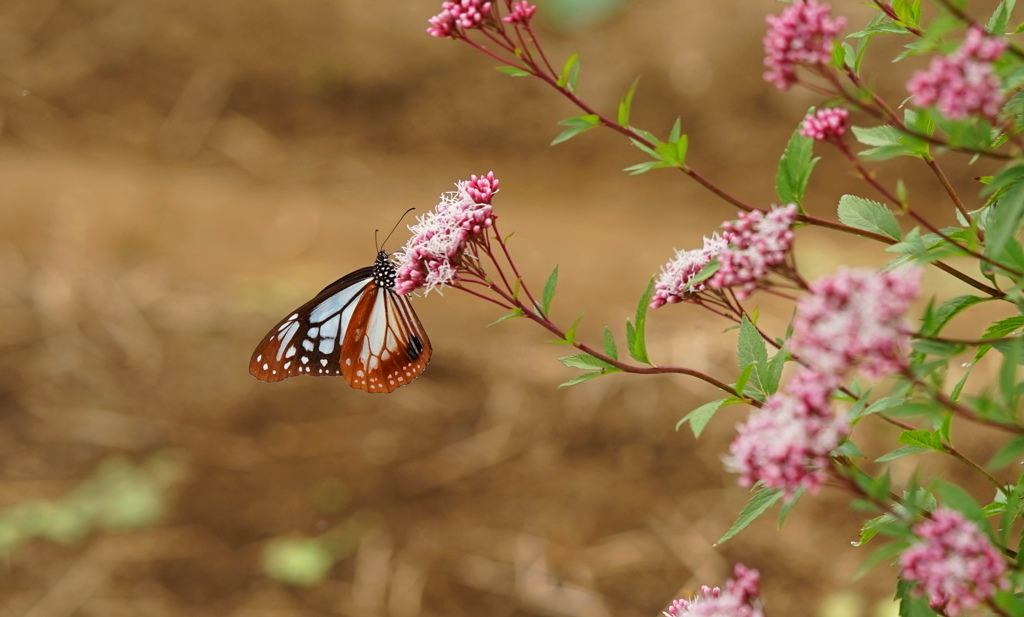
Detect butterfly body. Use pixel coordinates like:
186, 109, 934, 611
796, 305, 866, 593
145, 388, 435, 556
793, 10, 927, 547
249, 251, 431, 393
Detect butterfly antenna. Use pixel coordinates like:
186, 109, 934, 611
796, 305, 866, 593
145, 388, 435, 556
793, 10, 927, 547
380, 208, 416, 251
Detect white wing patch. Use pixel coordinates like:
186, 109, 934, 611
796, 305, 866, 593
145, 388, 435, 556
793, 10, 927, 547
309, 279, 371, 323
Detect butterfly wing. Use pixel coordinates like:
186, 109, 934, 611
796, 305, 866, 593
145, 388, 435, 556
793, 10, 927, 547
249, 266, 374, 382
339, 285, 432, 393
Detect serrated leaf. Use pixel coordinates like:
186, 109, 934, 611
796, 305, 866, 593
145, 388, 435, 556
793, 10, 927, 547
496, 65, 531, 77
778, 487, 805, 527
919, 295, 986, 337
676, 398, 730, 438
603, 326, 618, 361
837, 195, 902, 240
541, 265, 558, 316
738, 317, 769, 394
559, 353, 613, 371
852, 125, 904, 147
776, 124, 818, 208
617, 78, 639, 126
627, 279, 655, 363
763, 349, 786, 396
897, 429, 946, 451
987, 0, 1016, 34
734, 364, 756, 400
717, 488, 783, 544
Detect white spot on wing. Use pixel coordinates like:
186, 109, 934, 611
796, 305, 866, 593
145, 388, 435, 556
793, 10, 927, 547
318, 338, 334, 354
276, 321, 300, 360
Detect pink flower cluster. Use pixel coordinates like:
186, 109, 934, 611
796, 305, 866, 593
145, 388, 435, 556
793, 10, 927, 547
900, 509, 1008, 616
907, 28, 1007, 120
503, 1, 537, 24
763, 0, 846, 91
800, 107, 850, 141
790, 267, 920, 379
393, 173, 498, 295
664, 564, 764, 617
726, 368, 847, 497
650, 235, 728, 308
428, 0, 493, 38
709, 204, 798, 299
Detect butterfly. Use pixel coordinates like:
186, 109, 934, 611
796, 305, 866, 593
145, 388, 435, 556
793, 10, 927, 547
249, 250, 432, 393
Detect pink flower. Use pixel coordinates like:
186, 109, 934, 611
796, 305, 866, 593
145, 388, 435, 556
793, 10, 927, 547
900, 509, 1008, 616
763, 0, 846, 91
907, 29, 1007, 120
503, 1, 537, 24
394, 173, 498, 295
726, 368, 846, 497
957, 27, 1008, 63
800, 107, 850, 141
708, 204, 798, 299
650, 235, 728, 308
790, 267, 920, 379
664, 564, 764, 617
427, 0, 492, 37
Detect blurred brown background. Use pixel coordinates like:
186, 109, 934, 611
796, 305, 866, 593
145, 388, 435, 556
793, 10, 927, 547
0, 0, 1004, 616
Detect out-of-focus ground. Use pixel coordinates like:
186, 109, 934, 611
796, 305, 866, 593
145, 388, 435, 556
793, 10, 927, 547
0, 0, 1012, 616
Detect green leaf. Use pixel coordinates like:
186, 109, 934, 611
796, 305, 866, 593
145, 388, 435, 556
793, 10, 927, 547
875, 445, 934, 462
562, 314, 584, 345
932, 480, 987, 528
617, 78, 639, 127
837, 195, 902, 240
737, 317, 768, 371
776, 123, 818, 208
778, 487, 805, 527
763, 348, 787, 396
623, 161, 659, 176
738, 317, 769, 394
541, 265, 558, 316
852, 125, 903, 147
496, 65, 531, 77
557, 52, 580, 92
626, 278, 654, 364
717, 488, 783, 544
998, 337, 1022, 407
559, 353, 613, 371
669, 117, 682, 144
919, 295, 986, 337
488, 308, 524, 327
551, 115, 601, 145
602, 326, 618, 361
677, 398, 730, 438
984, 175, 1024, 274
987, 0, 1016, 34
988, 435, 1024, 469
558, 371, 605, 388
897, 429, 946, 451
734, 364, 756, 401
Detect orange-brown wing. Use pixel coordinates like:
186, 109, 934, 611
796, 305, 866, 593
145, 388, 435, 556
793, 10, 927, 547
339, 285, 432, 393
249, 267, 374, 382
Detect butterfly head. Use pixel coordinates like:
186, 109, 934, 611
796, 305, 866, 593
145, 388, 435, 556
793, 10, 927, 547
373, 250, 398, 290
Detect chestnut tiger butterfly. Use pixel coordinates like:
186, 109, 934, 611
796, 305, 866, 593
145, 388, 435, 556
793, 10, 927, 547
249, 218, 431, 393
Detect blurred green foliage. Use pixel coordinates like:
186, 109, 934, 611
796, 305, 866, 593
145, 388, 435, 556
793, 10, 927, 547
0, 454, 182, 556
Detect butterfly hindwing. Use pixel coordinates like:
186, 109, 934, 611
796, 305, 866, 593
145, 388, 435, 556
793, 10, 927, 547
339, 283, 432, 393
249, 266, 374, 382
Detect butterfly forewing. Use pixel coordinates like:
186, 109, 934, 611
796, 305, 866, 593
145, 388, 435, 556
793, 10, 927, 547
249, 252, 432, 393
249, 267, 374, 382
